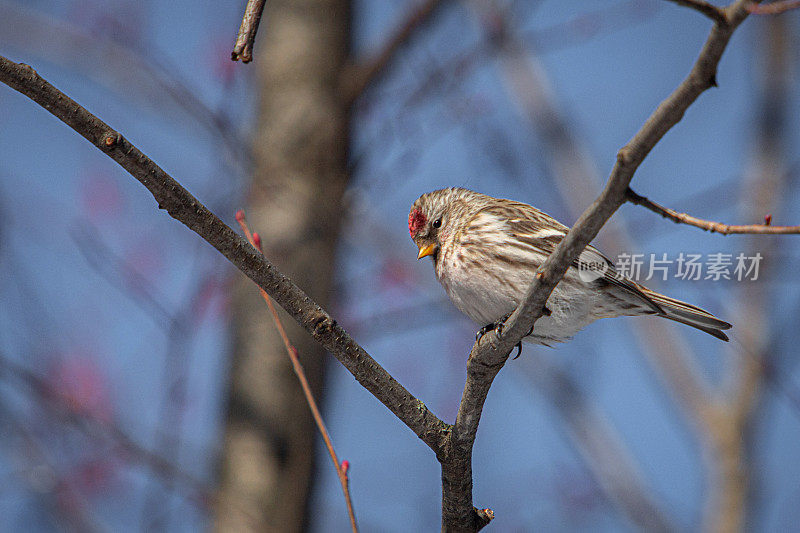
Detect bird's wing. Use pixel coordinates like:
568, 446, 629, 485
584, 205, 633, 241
484, 203, 664, 315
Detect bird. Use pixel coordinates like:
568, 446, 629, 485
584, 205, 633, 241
408, 187, 731, 348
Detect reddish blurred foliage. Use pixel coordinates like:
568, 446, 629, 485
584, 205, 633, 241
46, 354, 113, 423
68, 456, 119, 495
80, 169, 125, 222
379, 257, 415, 292
207, 38, 240, 87
193, 275, 231, 324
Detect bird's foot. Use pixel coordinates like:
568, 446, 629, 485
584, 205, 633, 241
475, 307, 551, 360
476, 313, 512, 341
475, 321, 500, 342
476, 314, 523, 359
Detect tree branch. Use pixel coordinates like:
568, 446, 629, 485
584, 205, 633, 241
626, 187, 800, 234
665, 0, 729, 23
0, 55, 451, 457
438, 0, 758, 529
231, 0, 267, 63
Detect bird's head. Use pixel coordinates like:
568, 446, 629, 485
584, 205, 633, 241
409, 188, 479, 260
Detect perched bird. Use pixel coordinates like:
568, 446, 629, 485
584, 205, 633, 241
408, 187, 731, 347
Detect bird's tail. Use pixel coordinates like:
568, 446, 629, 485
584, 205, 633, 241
641, 288, 732, 341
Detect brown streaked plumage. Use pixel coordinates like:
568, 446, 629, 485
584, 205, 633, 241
408, 187, 731, 345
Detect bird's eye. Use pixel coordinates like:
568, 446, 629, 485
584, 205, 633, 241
433, 218, 442, 229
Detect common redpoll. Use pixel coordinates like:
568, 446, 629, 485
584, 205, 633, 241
408, 188, 731, 346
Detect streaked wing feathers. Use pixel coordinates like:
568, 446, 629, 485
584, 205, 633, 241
479, 203, 664, 314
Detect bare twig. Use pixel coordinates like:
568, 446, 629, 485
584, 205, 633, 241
231, 0, 267, 63
0, 54, 450, 456
341, 0, 445, 104
235, 211, 358, 533
748, 0, 800, 14
665, 0, 729, 23
626, 187, 800, 234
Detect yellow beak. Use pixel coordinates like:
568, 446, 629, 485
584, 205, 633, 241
417, 243, 437, 260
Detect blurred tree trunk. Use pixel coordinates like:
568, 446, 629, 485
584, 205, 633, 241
215, 1, 350, 531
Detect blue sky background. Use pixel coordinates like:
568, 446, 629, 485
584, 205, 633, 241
1, 1, 799, 531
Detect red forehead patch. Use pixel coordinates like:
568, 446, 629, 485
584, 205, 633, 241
408, 208, 427, 236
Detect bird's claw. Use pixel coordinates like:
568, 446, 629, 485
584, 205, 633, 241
476, 313, 513, 342
477, 313, 523, 358
512, 341, 523, 359
475, 322, 498, 342
476, 307, 551, 359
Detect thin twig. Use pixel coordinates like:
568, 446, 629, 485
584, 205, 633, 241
232, 0, 267, 63
626, 187, 800, 234
748, 0, 800, 14
665, 0, 729, 23
340, 0, 445, 105
235, 211, 358, 533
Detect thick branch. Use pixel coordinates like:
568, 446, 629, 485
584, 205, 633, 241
231, 0, 267, 63
439, 1, 757, 529
0, 54, 450, 456
665, 0, 729, 23
626, 187, 800, 234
